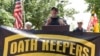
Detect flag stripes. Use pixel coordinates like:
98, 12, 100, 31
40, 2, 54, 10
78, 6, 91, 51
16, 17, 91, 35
14, 0, 23, 29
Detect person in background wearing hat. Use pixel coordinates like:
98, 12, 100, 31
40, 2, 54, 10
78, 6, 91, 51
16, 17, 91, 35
44, 7, 67, 26
73, 21, 86, 32
25, 22, 32, 30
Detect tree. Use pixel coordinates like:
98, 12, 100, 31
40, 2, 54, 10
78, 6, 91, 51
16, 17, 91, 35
24, 0, 78, 29
0, 0, 77, 29
24, 0, 56, 29
85, 0, 100, 20
0, 9, 14, 27
0, 0, 14, 27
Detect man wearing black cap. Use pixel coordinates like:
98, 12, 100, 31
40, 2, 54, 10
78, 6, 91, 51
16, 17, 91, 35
44, 7, 67, 26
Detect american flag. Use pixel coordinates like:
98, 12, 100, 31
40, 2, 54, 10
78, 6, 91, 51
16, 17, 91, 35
14, 0, 23, 29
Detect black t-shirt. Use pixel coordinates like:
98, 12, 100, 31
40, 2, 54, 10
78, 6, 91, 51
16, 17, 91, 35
73, 28, 85, 33
49, 17, 60, 25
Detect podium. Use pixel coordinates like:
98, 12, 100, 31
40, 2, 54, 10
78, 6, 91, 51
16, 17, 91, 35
42, 25, 69, 32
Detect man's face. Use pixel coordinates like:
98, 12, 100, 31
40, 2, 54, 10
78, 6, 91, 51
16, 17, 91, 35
51, 10, 58, 17
78, 22, 83, 27
26, 25, 32, 30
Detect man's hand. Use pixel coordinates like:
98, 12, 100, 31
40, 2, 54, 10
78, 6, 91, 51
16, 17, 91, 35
45, 18, 52, 26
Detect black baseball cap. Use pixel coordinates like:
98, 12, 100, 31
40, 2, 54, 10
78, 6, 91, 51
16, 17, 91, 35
51, 7, 58, 12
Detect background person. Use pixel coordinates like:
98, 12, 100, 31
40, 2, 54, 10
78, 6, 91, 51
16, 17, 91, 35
73, 21, 86, 32
25, 22, 32, 30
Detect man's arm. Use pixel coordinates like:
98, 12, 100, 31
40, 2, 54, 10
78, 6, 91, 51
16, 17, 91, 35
44, 18, 51, 26
58, 19, 67, 26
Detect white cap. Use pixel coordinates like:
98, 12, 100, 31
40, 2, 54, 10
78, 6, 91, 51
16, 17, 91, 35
25, 22, 32, 26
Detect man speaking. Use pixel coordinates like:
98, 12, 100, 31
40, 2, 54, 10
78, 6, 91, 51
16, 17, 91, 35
44, 7, 67, 26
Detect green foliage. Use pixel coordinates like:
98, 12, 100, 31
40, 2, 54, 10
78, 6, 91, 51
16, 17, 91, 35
24, 0, 77, 29
85, 0, 100, 31
0, 0, 14, 27
24, 0, 56, 29
85, 0, 100, 20
0, 9, 14, 27
0, 0, 77, 29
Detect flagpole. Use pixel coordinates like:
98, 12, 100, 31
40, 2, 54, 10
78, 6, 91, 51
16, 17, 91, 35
22, 0, 26, 29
